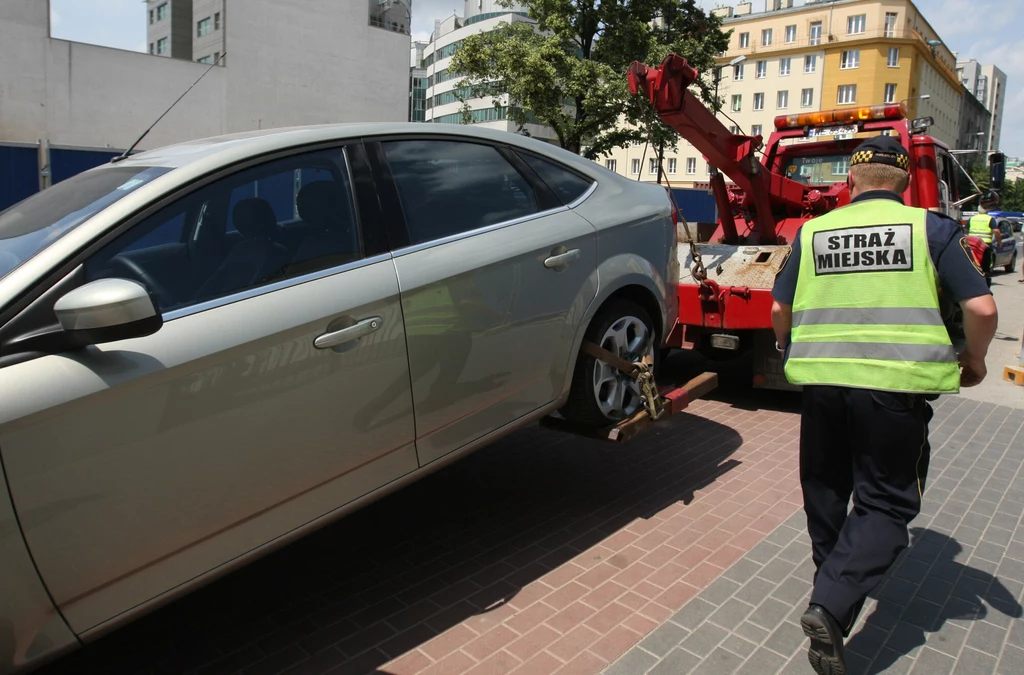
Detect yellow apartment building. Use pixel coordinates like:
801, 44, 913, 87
601, 0, 964, 186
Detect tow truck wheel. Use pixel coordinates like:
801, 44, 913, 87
561, 300, 656, 427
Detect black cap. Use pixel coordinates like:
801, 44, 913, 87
850, 135, 910, 171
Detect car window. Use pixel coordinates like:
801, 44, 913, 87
382, 140, 538, 245
84, 148, 361, 314
516, 151, 594, 205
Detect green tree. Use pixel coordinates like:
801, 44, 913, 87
448, 0, 730, 160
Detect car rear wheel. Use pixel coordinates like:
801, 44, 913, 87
561, 300, 656, 427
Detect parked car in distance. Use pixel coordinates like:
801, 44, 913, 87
0, 123, 677, 673
994, 219, 1018, 272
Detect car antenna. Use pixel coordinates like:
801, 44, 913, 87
111, 52, 227, 163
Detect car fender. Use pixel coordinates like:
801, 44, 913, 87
554, 252, 675, 405
0, 458, 78, 674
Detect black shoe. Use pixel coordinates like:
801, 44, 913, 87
801, 604, 847, 675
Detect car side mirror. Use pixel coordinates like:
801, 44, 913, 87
989, 151, 1006, 192
54, 278, 163, 347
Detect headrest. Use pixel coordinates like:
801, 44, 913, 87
297, 181, 344, 230
232, 198, 277, 239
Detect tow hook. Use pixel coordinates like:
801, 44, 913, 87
728, 286, 752, 300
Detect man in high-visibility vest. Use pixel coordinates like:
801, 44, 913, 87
770, 135, 998, 675
966, 208, 1002, 287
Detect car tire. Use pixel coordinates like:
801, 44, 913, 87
561, 300, 657, 428
1005, 252, 1017, 274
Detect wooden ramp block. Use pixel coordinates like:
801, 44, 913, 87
1004, 365, 1024, 386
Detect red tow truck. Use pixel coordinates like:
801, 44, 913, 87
628, 54, 1005, 390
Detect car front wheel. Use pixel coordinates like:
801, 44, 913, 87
1005, 251, 1017, 273
561, 300, 656, 427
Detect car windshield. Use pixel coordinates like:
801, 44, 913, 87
781, 154, 852, 186
0, 165, 172, 282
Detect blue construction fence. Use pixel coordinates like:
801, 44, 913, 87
668, 186, 718, 224
0, 142, 123, 213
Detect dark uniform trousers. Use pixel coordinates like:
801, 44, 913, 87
800, 385, 934, 635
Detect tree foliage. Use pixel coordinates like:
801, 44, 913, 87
448, 0, 730, 159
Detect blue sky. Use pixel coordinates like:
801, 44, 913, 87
49, 0, 1022, 156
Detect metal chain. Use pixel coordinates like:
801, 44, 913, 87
646, 129, 709, 286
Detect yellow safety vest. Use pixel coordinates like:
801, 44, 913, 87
784, 199, 960, 394
967, 214, 994, 243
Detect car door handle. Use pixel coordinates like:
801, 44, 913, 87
314, 317, 382, 349
544, 248, 581, 268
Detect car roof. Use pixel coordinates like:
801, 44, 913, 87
115, 123, 595, 176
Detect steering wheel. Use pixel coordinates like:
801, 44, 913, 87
109, 256, 175, 311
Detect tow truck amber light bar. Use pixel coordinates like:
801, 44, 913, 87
773, 103, 907, 131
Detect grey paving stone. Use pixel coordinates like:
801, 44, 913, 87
733, 648, 787, 675
747, 598, 791, 632
722, 559, 764, 584
679, 623, 729, 658
733, 621, 770, 644
975, 542, 1008, 564
734, 577, 777, 607
604, 648, 660, 675
998, 644, 1024, 674
757, 558, 798, 584
955, 647, 998, 675
718, 634, 757, 660
870, 648, 916, 675
762, 622, 805, 659
967, 620, 1009, 655
771, 577, 812, 606
845, 624, 891, 662
706, 598, 755, 632
670, 598, 717, 630
908, 646, 956, 674
777, 540, 809, 565
639, 621, 690, 657
697, 577, 742, 608
902, 597, 943, 631
765, 526, 802, 548
745, 540, 784, 565
689, 647, 743, 675
927, 619, 968, 657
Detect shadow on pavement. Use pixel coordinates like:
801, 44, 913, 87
662, 348, 802, 415
846, 528, 1023, 674
37, 405, 746, 675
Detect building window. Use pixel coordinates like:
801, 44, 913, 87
197, 18, 212, 37
841, 49, 860, 70
805, 55, 817, 73
801, 88, 814, 108
149, 42, 154, 54
731, 94, 742, 112
215, 12, 221, 30
838, 84, 857, 105
649, 158, 659, 175
888, 47, 900, 68
197, 55, 213, 64
668, 158, 677, 174
734, 63, 745, 81
739, 32, 750, 48
631, 159, 641, 175
777, 90, 789, 109
751, 124, 763, 137
605, 159, 617, 173
149, 9, 154, 24
214, 51, 221, 62
756, 61, 767, 78
368, 0, 411, 35
156, 37, 168, 55
847, 14, 866, 35
884, 12, 898, 37
686, 158, 697, 174
785, 25, 797, 44
780, 58, 791, 76
156, 3, 168, 21
754, 92, 765, 111
809, 21, 822, 46
884, 83, 897, 103
762, 28, 773, 46
833, 158, 850, 175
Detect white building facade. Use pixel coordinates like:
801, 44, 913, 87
957, 59, 1007, 152
423, 2, 556, 141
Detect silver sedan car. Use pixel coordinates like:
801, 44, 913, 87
0, 123, 677, 673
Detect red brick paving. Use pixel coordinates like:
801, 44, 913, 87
39, 397, 802, 675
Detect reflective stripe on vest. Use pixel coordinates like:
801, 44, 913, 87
968, 214, 993, 243
783, 198, 960, 394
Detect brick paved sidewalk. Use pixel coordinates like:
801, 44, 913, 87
604, 396, 1024, 675
38, 396, 804, 675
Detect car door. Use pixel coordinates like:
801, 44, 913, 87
369, 137, 598, 465
0, 143, 417, 634
996, 221, 1014, 265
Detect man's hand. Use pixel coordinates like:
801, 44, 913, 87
958, 351, 987, 387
